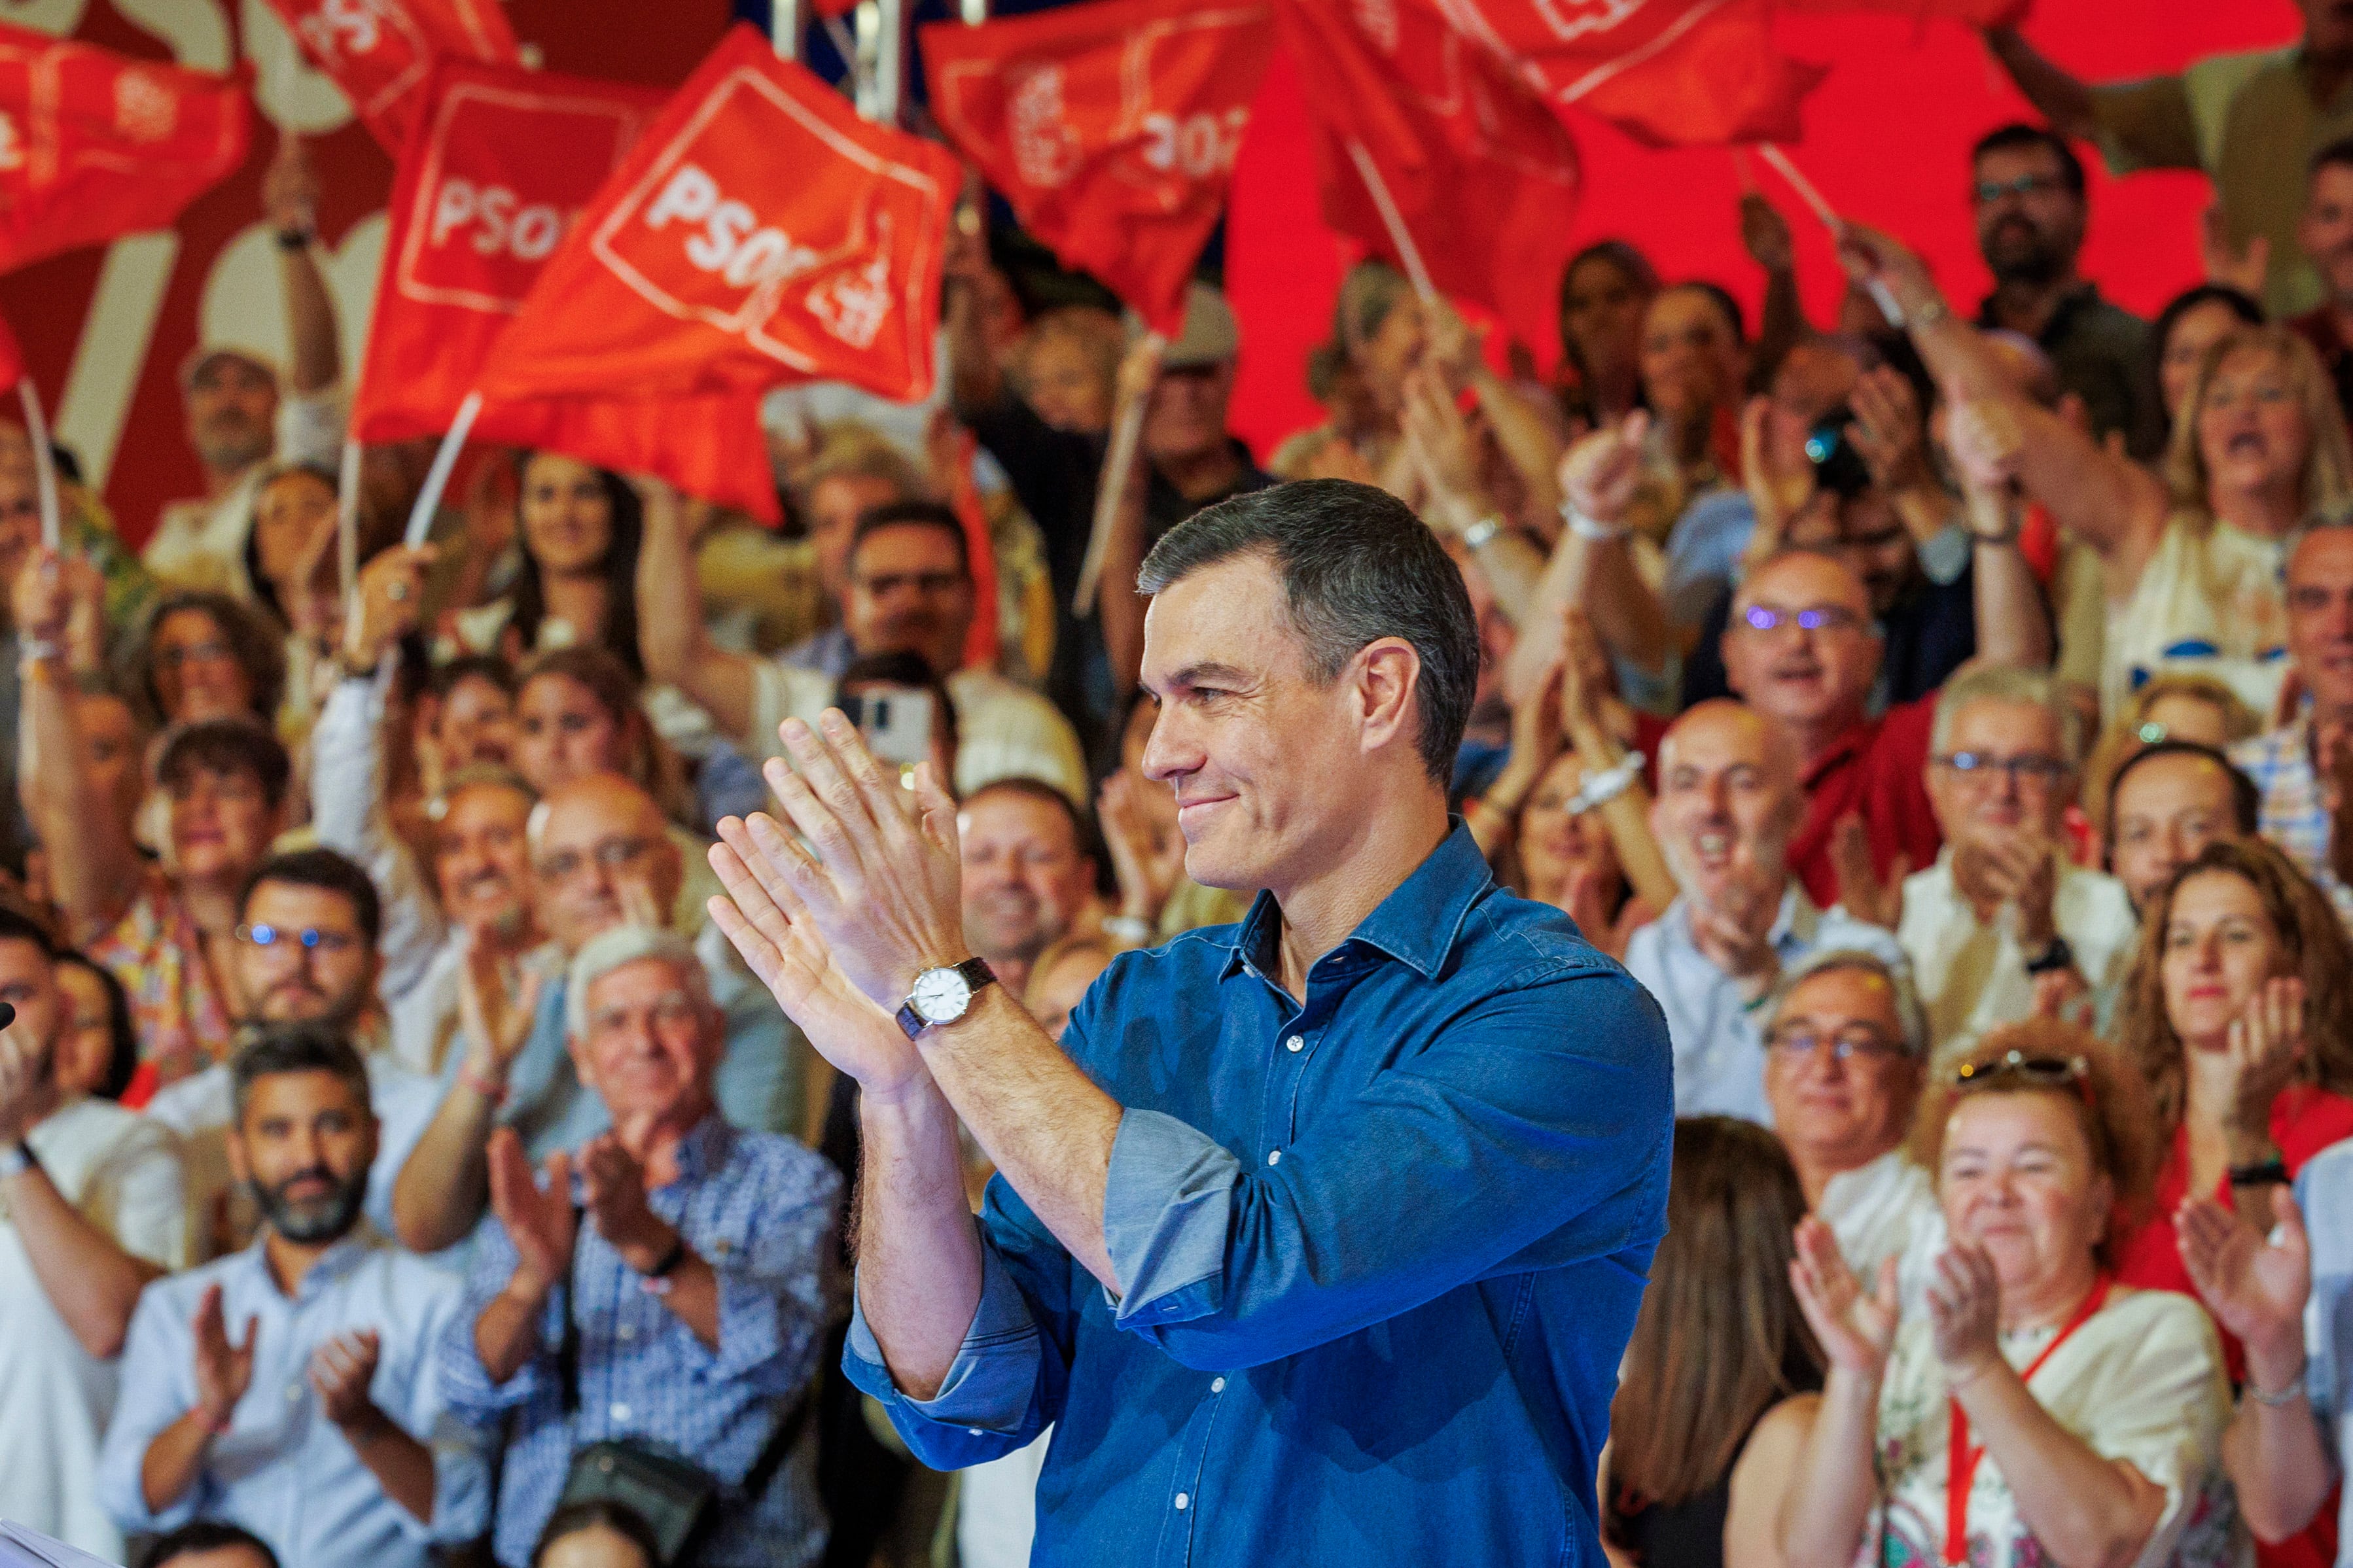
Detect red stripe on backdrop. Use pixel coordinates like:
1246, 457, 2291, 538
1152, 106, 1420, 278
1226, 0, 2304, 460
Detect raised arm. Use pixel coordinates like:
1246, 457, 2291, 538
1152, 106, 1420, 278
1979, 28, 2100, 144
1945, 398, 2056, 670
14, 550, 141, 937
1400, 364, 1548, 624
391, 943, 542, 1253
1779, 1219, 1899, 1568
1504, 413, 1674, 704
1741, 193, 1807, 385
265, 132, 339, 396
1426, 296, 1567, 517
635, 479, 757, 740
1096, 340, 1163, 699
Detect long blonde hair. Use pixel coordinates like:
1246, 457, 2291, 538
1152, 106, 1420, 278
2164, 324, 2353, 522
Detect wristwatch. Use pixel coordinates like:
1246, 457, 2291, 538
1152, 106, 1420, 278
2023, 935, 2075, 977
896, 958, 997, 1040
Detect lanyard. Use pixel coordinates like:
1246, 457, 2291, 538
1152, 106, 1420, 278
1941, 1274, 2111, 1567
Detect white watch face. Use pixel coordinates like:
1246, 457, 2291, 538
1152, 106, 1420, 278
910, 966, 974, 1024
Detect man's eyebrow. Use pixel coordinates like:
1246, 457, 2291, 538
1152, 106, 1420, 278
1155, 661, 1252, 692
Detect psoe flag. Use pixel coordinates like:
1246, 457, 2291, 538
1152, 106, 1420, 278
923, 0, 1274, 336
351, 58, 778, 517
480, 24, 963, 408
0, 24, 248, 275
260, 0, 518, 156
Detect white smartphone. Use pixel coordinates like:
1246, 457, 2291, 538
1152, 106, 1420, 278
845, 686, 934, 769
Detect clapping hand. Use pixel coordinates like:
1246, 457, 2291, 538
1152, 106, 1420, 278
2221, 975, 2306, 1145
1926, 1241, 2005, 1388
1558, 410, 1649, 529
486, 1128, 576, 1302
707, 712, 963, 1094
1830, 812, 1908, 932
1790, 1217, 1900, 1380
1098, 769, 1186, 925
577, 1132, 670, 1267
457, 932, 542, 1094
192, 1282, 257, 1433
2178, 1189, 2310, 1382
1849, 366, 1932, 493
308, 1330, 384, 1434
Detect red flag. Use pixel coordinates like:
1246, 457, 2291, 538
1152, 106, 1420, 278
1280, 0, 1580, 355
349, 59, 777, 518
260, 0, 517, 156
923, 0, 1273, 336
480, 25, 962, 410
0, 313, 22, 388
0, 25, 249, 275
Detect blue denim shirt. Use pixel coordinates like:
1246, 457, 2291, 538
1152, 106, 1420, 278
845, 824, 1673, 1566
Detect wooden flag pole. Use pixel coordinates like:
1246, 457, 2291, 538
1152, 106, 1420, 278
1072, 331, 1165, 616
1756, 142, 1907, 328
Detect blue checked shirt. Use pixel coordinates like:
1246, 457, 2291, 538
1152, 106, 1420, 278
2231, 722, 2353, 928
437, 1117, 841, 1568
845, 824, 1674, 1567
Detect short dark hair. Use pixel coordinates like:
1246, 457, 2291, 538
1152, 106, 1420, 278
965, 775, 1098, 862
239, 847, 383, 946
0, 904, 56, 960
2103, 740, 2261, 851
431, 651, 518, 703
138, 1520, 281, 1568
2313, 135, 2353, 181
156, 716, 293, 812
56, 950, 138, 1101
1972, 122, 2086, 198
531, 1500, 663, 1568
850, 500, 970, 577
229, 1022, 372, 1126
1665, 279, 1746, 345
1137, 479, 1478, 784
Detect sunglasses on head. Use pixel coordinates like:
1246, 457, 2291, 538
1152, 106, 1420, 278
1951, 1049, 2095, 1106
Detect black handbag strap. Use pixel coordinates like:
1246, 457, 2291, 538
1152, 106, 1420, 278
554, 1205, 813, 1508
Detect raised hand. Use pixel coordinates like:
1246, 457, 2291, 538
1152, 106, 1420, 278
2177, 1189, 2310, 1378
1423, 294, 1483, 387
1400, 366, 1489, 532
262, 130, 319, 241
457, 933, 542, 1092
1975, 833, 2059, 952
1097, 769, 1186, 925
2221, 975, 2307, 1143
2200, 203, 2271, 300
1943, 394, 2025, 499
10, 547, 68, 645
705, 810, 930, 1102
576, 1133, 665, 1264
307, 1329, 384, 1433
1558, 410, 1650, 528
486, 1128, 576, 1301
1739, 191, 1795, 274
1926, 1240, 2004, 1386
191, 1283, 257, 1431
345, 544, 436, 669
1849, 366, 1932, 493
1789, 1216, 1900, 1379
1830, 812, 1907, 931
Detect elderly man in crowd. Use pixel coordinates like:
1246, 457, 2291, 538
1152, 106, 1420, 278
144, 849, 441, 1260
2104, 740, 2265, 914
1759, 947, 1940, 1310
438, 924, 840, 1568
1896, 666, 2134, 1051
2233, 520, 2353, 912
390, 773, 800, 1255
0, 907, 188, 1560
643, 496, 1087, 803
1718, 549, 1944, 916
1624, 699, 1907, 1123
99, 1026, 488, 1568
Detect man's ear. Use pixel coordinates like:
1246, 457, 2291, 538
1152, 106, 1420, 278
1353, 637, 1423, 758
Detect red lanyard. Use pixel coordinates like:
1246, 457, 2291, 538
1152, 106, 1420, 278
1942, 1275, 2112, 1567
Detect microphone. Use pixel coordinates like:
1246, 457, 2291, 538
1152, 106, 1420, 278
0, 1001, 14, 1031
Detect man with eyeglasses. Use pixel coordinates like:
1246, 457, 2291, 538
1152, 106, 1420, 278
1898, 667, 2134, 1053
1720, 549, 1947, 917
2231, 519, 2353, 925
391, 773, 800, 1256
1964, 125, 2160, 460
438, 924, 840, 1568
1624, 700, 1909, 1124
144, 849, 442, 1262
1760, 948, 1943, 1312
642, 496, 1087, 805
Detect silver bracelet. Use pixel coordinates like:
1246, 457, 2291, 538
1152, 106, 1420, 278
1561, 502, 1631, 544
2246, 1362, 2310, 1408
16, 637, 59, 664
1565, 750, 1645, 814
1460, 515, 1502, 551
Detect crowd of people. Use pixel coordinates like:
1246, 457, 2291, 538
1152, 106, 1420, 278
10, 10, 2353, 1567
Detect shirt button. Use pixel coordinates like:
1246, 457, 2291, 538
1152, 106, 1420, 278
1174, 1493, 1190, 1511
617, 1325, 635, 1342
1267, 1150, 1282, 1166
285, 1383, 302, 1404
610, 1402, 631, 1422
1211, 1377, 1226, 1393
1285, 1034, 1303, 1053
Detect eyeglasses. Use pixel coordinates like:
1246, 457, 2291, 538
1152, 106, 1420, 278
1764, 1025, 1905, 1063
237, 922, 360, 956
1972, 173, 2066, 204
534, 835, 656, 884
1951, 1049, 2093, 1100
1932, 751, 2070, 787
588, 992, 701, 1041
155, 639, 237, 670
1739, 604, 1866, 636
853, 570, 965, 597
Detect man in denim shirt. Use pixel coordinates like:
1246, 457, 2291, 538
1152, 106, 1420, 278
706, 480, 1674, 1566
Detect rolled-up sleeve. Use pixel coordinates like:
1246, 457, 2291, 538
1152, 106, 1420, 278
96, 1285, 207, 1533
1094, 969, 1672, 1372
842, 1236, 1055, 1469
434, 1222, 558, 1425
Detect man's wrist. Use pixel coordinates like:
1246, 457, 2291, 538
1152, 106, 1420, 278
613, 1217, 681, 1278
2224, 1128, 2285, 1168
334, 1400, 396, 1443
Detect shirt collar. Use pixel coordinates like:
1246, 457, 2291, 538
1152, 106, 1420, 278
668, 1113, 733, 1185
1221, 821, 1492, 984
241, 1221, 383, 1300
